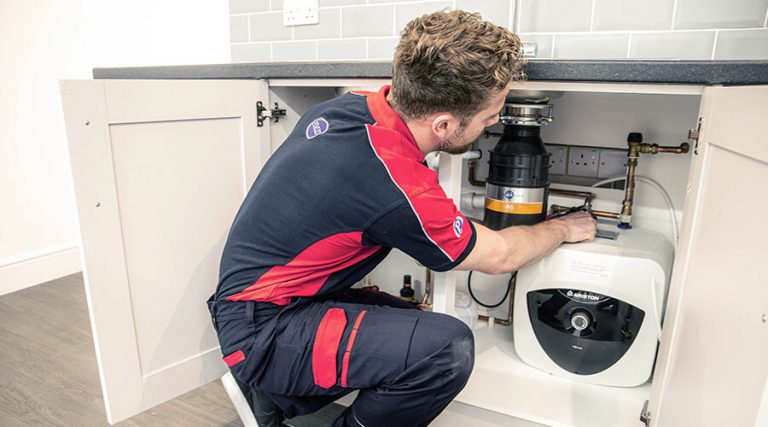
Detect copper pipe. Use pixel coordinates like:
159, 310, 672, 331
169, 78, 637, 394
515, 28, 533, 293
619, 139, 689, 226
550, 188, 596, 210
591, 209, 621, 219
551, 204, 620, 219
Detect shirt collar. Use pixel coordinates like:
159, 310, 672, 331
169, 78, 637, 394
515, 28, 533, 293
366, 85, 425, 162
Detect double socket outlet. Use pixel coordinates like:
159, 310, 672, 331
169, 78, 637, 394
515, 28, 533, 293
546, 144, 627, 179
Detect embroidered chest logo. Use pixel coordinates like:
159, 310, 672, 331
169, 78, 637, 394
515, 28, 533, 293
306, 118, 329, 139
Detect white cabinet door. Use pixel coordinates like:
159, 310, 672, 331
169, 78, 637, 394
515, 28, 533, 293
60, 80, 271, 424
649, 86, 768, 427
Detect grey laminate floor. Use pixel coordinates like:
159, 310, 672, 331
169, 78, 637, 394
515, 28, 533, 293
0, 273, 342, 426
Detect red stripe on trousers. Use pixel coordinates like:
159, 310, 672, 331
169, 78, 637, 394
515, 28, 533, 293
223, 349, 245, 367
312, 308, 347, 389
341, 310, 368, 387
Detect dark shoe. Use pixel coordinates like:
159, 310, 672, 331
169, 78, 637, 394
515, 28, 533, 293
233, 375, 287, 427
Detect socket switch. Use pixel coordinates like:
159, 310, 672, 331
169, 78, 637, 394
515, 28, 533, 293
546, 144, 567, 175
598, 148, 628, 179
568, 146, 600, 177
283, 0, 319, 26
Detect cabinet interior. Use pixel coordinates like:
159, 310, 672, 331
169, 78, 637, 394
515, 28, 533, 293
267, 80, 704, 426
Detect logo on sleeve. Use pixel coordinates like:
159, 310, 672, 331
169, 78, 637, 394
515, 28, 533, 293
453, 216, 464, 238
306, 118, 329, 139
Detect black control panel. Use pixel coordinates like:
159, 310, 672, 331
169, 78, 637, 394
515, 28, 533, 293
527, 288, 645, 375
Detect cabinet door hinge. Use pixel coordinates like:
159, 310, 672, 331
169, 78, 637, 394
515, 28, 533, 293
640, 399, 651, 426
257, 101, 287, 127
688, 117, 703, 155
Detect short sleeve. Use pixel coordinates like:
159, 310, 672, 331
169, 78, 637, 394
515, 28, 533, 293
363, 188, 476, 272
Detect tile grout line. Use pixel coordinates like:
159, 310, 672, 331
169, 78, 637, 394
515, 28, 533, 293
392, 4, 397, 36
710, 30, 719, 60
764, 6, 768, 27
508, 0, 516, 32
589, 0, 596, 32
626, 33, 632, 59
516, 0, 522, 33
551, 33, 556, 59
670, 0, 678, 30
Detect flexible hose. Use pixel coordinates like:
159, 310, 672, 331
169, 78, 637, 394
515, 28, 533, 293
467, 271, 516, 308
592, 175, 679, 242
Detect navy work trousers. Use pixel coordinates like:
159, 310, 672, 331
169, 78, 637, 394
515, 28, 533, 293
208, 289, 475, 427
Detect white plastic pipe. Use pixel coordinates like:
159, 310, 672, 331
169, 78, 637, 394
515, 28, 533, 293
460, 192, 485, 210
592, 175, 679, 243
426, 150, 481, 171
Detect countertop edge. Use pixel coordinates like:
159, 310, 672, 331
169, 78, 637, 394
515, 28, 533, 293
92, 60, 768, 86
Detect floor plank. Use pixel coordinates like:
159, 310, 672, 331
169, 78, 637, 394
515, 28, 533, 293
0, 273, 343, 426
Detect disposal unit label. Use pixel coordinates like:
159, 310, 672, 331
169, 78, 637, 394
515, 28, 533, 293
485, 184, 545, 214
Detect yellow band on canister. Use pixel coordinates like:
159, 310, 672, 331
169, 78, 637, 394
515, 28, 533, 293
485, 199, 544, 214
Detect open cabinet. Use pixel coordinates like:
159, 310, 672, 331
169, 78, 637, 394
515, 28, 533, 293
60, 77, 768, 426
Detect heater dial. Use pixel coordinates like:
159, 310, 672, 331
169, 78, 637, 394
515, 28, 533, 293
571, 311, 591, 331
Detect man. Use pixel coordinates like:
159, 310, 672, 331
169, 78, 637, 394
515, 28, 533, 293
207, 10, 596, 427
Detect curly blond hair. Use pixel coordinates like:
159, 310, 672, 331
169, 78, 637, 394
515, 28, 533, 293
391, 10, 526, 121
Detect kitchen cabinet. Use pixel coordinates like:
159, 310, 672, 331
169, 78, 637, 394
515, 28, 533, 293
60, 76, 768, 426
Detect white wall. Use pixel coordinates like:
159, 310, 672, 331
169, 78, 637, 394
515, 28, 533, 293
0, 0, 231, 295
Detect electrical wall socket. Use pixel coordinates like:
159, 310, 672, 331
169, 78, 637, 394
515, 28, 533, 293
567, 146, 600, 177
283, 0, 319, 26
522, 42, 538, 58
598, 148, 628, 179
546, 144, 567, 175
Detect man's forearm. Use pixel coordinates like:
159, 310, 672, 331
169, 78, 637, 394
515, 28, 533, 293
498, 219, 569, 271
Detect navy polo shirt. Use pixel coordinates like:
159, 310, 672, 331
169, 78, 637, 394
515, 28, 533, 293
215, 85, 476, 305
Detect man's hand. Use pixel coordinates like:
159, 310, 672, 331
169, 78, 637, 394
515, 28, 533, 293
456, 212, 599, 275
551, 211, 597, 243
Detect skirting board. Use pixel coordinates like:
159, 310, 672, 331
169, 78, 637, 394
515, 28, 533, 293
0, 244, 82, 296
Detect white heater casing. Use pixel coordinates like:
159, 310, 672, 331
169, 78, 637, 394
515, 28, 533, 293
513, 227, 673, 387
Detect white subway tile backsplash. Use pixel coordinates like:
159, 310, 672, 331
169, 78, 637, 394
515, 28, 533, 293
229, 0, 766, 62
230, 0, 269, 14
250, 12, 293, 42
593, 0, 674, 31
519, 0, 592, 33
553, 34, 630, 59
674, 0, 768, 30
715, 29, 768, 59
395, 2, 453, 32
230, 16, 250, 42
320, 0, 365, 6
231, 43, 272, 62
294, 8, 340, 40
455, 0, 511, 28
368, 37, 399, 59
342, 6, 395, 37
630, 31, 715, 59
319, 39, 367, 60
519, 33, 554, 58
273, 41, 318, 61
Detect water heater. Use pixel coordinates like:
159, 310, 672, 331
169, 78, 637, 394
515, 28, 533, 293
513, 228, 673, 387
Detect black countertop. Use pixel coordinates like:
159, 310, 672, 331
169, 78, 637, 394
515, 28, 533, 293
92, 60, 768, 85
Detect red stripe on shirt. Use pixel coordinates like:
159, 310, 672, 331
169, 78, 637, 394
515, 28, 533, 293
363, 87, 474, 261
226, 232, 380, 304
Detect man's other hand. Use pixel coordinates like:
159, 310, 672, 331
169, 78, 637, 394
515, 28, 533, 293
552, 211, 597, 243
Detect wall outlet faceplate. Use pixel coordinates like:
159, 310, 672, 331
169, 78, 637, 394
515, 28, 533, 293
546, 144, 567, 175
283, 0, 319, 26
567, 146, 600, 177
